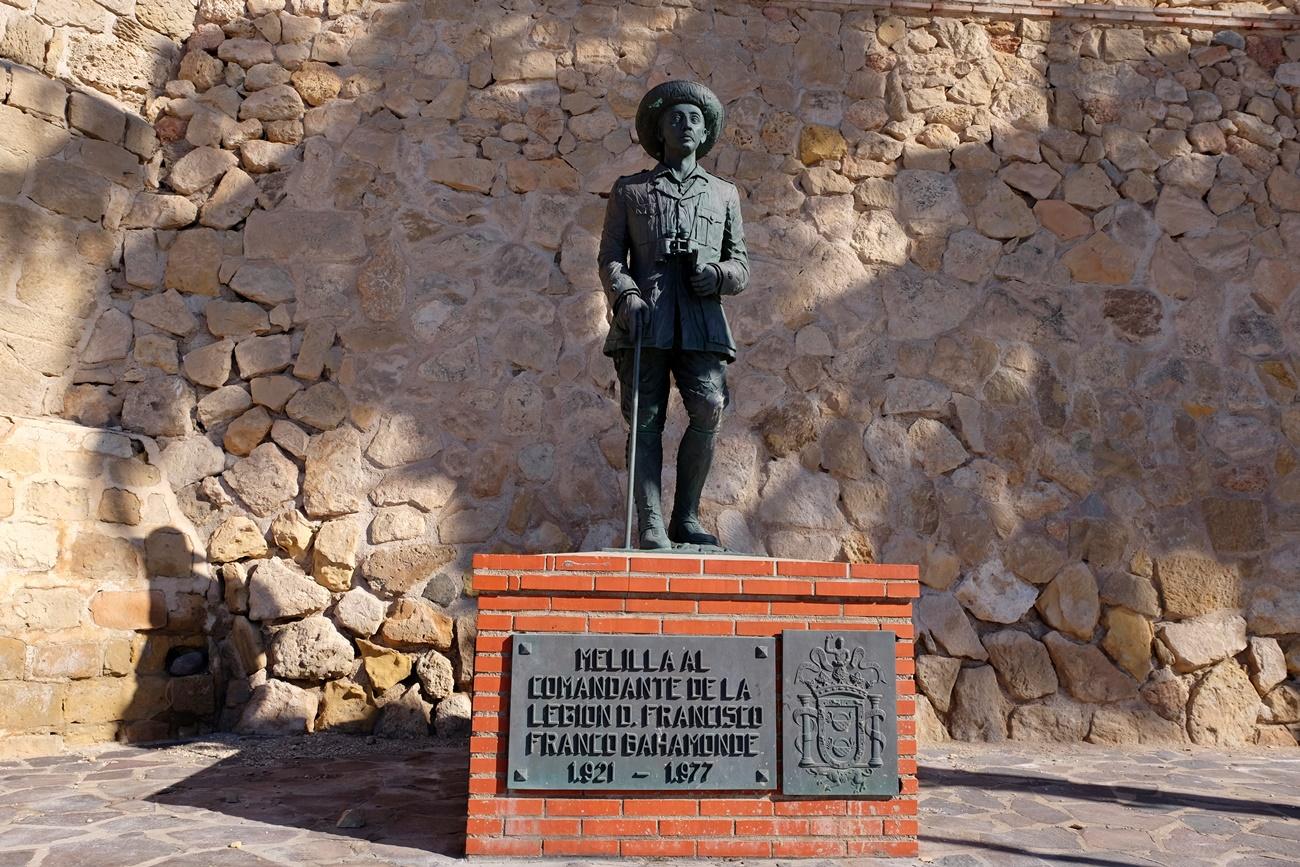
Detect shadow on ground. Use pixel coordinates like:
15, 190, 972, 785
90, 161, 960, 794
920, 764, 1300, 822
145, 736, 469, 858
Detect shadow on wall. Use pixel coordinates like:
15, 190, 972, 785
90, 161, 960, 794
0, 60, 161, 418
6, 0, 1298, 748
0, 415, 218, 757
0, 52, 227, 754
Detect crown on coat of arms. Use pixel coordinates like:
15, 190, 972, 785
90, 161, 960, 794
794, 636, 884, 700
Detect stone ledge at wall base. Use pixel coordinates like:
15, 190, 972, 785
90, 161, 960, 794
466, 552, 920, 859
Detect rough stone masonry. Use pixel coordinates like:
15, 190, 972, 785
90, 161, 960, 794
0, 0, 1299, 752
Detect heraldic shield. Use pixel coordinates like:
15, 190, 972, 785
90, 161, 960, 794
782, 630, 898, 796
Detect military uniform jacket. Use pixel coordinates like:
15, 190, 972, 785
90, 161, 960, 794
599, 163, 749, 361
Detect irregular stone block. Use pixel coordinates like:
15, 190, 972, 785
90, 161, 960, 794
317, 678, 376, 732
240, 140, 298, 173
312, 515, 363, 591
224, 406, 273, 456
1139, 667, 1190, 722
199, 167, 259, 228
1102, 607, 1154, 681
1087, 704, 1187, 745
378, 598, 453, 651
304, 427, 369, 518
955, 559, 1037, 625
136, 0, 199, 40
357, 638, 411, 692
376, 683, 432, 738
237, 679, 318, 734
244, 209, 365, 261
209, 515, 269, 563
434, 691, 471, 737
1044, 631, 1137, 704
984, 630, 1058, 700
223, 442, 299, 517
182, 338, 234, 388
1246, 636, 1287, 695
169, 146, 237, 194
416, 650, 454, 701
197, 384, 252, 429
248, 557, 330, 621
370, 505, 425, 544
269, 615, 354, 681
68, 91, 125, 143
219, 37, 276, 68
27, 159, 113, 221
1036, 562, 1100, 641
245, 513, 298, 565
1159, 611, 1247, 674
1010, 695, 1092, 742
157, 435, 225, 490
1202, 497, 1267, 554
915, 653, 960, 713
758, 457, 845, 531
290, 61, 341, 106
121, 376, 194, 437
285, 381, 348, 431
1263, 684, 1300, 724
333, 587, 384, 638
164, 228, 223, 295
917, 592, 987, 661
90, 590, 165, 630
206, 299, 270, 339
1154, 554, 1241, 620
1187, 660, 1260, 746
126, 193, 198, 229
227, 264, 291, 308
235, 334, 292, 379
948, 665, 1009, 742
798, 124, 848, 165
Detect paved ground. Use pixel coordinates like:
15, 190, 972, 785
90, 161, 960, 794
0, 736, 1296, 866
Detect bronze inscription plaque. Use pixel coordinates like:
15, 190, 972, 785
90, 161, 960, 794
507, 634, 777, 790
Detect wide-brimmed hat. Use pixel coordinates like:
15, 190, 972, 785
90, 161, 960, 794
634, 80, 725, 161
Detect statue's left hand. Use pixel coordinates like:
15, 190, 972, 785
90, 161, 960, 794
689, 263, 720, 297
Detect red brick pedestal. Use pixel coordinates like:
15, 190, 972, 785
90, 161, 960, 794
466, 552, 920, 859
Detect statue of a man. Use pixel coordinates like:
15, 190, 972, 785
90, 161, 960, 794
599, 81, 749, 550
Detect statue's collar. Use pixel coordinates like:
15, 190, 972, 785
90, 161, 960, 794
652, 162, 706, 186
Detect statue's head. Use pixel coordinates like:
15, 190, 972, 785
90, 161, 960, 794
635, 80, 725, 162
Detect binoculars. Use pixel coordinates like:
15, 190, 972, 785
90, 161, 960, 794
657, 233, 699, 266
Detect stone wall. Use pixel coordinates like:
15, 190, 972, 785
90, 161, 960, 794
0, 415, 214, 758
0, 60, 160, 418
0, 0, 194, 109
1, 0, 1298, 749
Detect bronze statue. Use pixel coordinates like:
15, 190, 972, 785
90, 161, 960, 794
599, 81, 749, 550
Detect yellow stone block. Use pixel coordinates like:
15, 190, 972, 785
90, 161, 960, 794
358, 639, 412, 692
0, 681, 62, 729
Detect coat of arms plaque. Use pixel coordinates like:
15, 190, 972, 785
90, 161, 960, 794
781, 630, 898, 796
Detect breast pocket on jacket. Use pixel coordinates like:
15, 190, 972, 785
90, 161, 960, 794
629, 202, 656, 254
693, 205, 723, 252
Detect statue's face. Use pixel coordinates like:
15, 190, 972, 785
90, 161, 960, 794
658, 102, 706, 157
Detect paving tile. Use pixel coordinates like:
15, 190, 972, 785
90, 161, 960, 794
0, 737, 1297, 865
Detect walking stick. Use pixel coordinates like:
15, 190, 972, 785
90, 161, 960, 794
623, 313, 642, 550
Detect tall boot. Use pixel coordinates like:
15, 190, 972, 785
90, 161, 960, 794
632, 430, 670, 550
668, 426, 719, 546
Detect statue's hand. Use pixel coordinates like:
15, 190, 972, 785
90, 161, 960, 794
690, 263, 720, 297
619, 293, 650, 333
